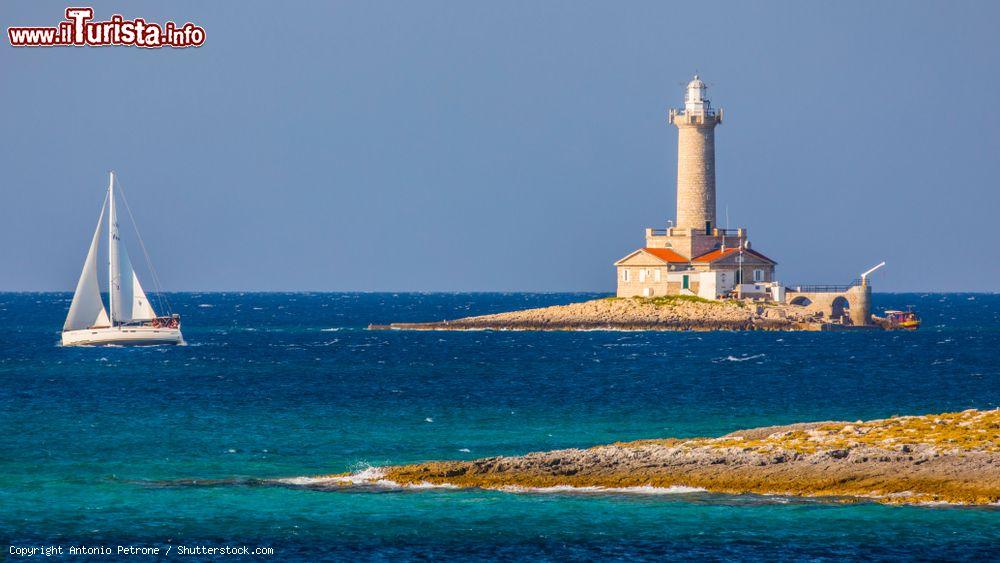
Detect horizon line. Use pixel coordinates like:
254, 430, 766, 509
1, 290, 995, 295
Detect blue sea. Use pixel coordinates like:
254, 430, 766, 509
2, 292, 999, 561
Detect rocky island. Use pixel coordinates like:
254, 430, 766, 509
369, 77, 897, 334
373, 296, 841, 332
308, 409, 1000, 505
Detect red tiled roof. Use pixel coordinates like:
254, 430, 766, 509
692, 246, 776, 264
642, 247, 689, 263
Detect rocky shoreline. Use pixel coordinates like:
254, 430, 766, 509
315, 409, 1000, 505
372, 296, 836, 332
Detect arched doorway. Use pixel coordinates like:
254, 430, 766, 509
790, 296, 812, 307
831, 296, 850, 322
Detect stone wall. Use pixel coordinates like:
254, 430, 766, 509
616, 265, 707, 298
615, 265, 671, 297
785, 285, 872, 326
644, 228, 745, 260
700, 253, 775, 283
674, 114, 720, 231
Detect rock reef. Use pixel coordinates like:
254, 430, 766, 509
325, 409, 1000, 505
374, 296, 829, 332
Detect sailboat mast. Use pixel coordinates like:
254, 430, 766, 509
108, 171, 115, 326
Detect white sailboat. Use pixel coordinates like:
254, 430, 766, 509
62, 172, 183, 346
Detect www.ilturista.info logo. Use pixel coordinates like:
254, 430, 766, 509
8, 7, 205, 48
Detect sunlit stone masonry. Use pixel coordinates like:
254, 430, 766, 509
614, 77, 872, 327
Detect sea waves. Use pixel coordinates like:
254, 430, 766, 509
270, 467, 458, 491
270, 467, 706, 497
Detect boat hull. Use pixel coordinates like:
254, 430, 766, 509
61, 326, 184, 346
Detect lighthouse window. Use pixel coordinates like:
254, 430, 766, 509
753, 269, 764, 282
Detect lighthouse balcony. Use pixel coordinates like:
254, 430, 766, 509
646, 227, 746, 238
668, 108, 722, 124
645, 226, 748, 257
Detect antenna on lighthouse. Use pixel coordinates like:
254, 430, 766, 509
721, 206, 730, 251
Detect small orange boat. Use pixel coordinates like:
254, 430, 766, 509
884, 309, 921, 330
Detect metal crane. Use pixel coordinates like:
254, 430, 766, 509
860, 261, 886, 286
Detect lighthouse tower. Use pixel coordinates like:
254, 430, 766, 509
641, 76, 732, 259
668, 76, 722, 233
614, 76, 779, 301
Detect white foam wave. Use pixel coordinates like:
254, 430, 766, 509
496, 484, 706, 495
276, 467, 705, 497
404, 481, 460, 490
719, 353, 765, 362
274, 467, 458, 491
274, 466, 389, 487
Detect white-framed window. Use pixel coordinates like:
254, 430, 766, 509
639, 269, 646, 282
622, 269, 629, 282
654, 269, 662, 282
753, 269, 764, 282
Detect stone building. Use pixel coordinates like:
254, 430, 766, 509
615, 76, 777, 300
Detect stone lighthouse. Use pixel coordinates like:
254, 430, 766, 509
614, 76, 778, 300
668, 75, 722, 232
613, 76, 876, 327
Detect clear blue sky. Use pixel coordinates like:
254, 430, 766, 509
2, 1, 998, 292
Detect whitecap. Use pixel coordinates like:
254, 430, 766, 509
273, 467, 457, 491
272, 470, 706, 498
717, 353, 765, 362
275, 475, 361, 487
406, 481, 460, 490
282, 465, 387, 486
497, 484, 706, 495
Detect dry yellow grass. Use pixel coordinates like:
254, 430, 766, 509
697, 409, 1000, 454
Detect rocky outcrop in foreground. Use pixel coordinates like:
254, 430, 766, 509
374, 296, 825, 331
316, 409, 1000, 505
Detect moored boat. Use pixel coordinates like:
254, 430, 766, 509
62, 172, 183, 346
882, 309, 921, 330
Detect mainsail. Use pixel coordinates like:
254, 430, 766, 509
64, 193, 111, 331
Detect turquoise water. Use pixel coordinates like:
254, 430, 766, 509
2, 293, 998, 560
